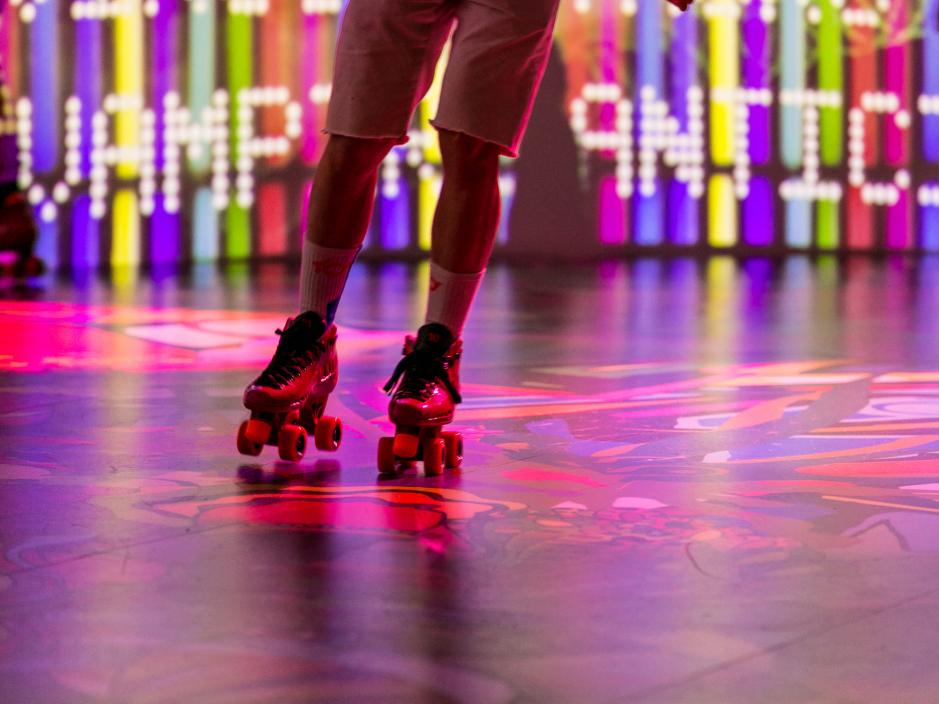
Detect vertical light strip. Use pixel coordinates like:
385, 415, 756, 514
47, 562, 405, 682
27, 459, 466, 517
300, 11, 319, 164
785, 198, 811, 248
114, 0, 143, 179
742, 0, 769, 163
380, 176, 411, 250
112, 0, 143, 268
669, 8, 699, 245
884, 0, 911, 249
151, 0, 179, 265
708, 0, 738, 166
599, 0, 619, 132
74, 16, 101, 181
708, 174, 737, 247
187, 0, 215, 174
883, 0, 909, 165
925, 0, 939, 162
921, 0, 939, 250
599, 175, 626, 245
742, 177, 773, 246
257, 183, 287, 256
634, 0, 663, 246
226, 8, 253, 259
30, 0, 58, 171
845, 1, 876, 249
817, 0, 842, 165
779, 0, 804, 168
192, 187, 219, 261
111, 189, 140, 266
922, 203, 939, 251
417, 168, 440, 251
71, 195, 100, 268
816, 200, 838, 249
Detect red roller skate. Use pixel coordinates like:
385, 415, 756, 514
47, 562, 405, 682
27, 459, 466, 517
0, 189, 44, 278
237, 311, 343, 461
378, 323, 464, 476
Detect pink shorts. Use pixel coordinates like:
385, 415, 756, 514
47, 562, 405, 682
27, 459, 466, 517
325, 0, 561, 158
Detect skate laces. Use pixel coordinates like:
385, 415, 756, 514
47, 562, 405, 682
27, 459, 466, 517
255, 314, 327, 388
383, 347, 461, 404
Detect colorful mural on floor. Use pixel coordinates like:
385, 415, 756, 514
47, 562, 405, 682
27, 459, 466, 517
3, 297, 939, 566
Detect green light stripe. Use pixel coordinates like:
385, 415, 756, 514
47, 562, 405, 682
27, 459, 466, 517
816, 199, 839, 250
818, 0, 843, 165
226, 10, 253, 259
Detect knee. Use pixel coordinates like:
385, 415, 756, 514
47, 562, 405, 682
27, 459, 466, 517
322, 135, 395, 173
439, 130, 501, 183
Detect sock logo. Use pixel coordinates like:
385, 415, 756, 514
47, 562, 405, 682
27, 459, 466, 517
429, 277, 441, 292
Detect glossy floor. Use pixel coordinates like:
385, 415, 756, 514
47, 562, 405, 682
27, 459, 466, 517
3, 257, 939, 702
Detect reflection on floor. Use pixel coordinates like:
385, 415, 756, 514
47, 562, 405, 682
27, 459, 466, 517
3, 257, 939, 702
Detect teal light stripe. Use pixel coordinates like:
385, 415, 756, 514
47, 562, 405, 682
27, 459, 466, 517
192, 187, 219, 261
779, 0, 805, 169
187, 2, 216, 174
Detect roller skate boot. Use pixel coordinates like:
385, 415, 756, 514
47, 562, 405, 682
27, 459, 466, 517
237, 311, 343, 461
0, 189, 44, 277
378, 322, 464, 476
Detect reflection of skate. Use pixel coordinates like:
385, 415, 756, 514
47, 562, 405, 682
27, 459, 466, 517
379, 323, 464, 476
0, 190, 44, 277
237, 312, 342, 461
665, 0, 694, 10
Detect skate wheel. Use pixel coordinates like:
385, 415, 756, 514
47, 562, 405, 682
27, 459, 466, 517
236, 420, 263, 456
244, 418, 271, 445
441, 431, 463, 469
378, 436, 397, 474
393, 432, 420, 460
278, 424, 307, 462
423, 438, 446, 477
314, 416, 342, 452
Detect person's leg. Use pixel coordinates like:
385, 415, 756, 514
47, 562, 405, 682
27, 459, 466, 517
298, 134, 396, 324
422, 129, 502, 337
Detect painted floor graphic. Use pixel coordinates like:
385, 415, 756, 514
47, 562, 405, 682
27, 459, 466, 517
3, 284, 939, 701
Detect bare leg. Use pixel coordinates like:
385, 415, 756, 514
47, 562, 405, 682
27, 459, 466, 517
431, 129, 502, 274
298, 134, 396, 321
305, 135, 398, 248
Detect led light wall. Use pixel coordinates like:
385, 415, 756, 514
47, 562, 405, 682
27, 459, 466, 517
2, 0, 938, 268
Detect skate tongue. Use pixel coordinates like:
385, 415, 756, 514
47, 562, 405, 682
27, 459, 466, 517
285, 311, 327, 340
415, 323, 453, 354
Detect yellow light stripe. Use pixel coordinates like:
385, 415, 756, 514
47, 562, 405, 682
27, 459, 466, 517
111, 189, 140, 267
114, 0, 143, 179
707, 174, 737, 247
708, 0, 738, 166
417, 169, 440, 251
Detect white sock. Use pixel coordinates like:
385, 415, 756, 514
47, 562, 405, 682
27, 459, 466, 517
299, 241, 359, 324
424, 262, 485, 338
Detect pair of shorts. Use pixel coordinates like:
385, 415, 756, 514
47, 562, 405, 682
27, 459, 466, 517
325, 0, 561, 158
